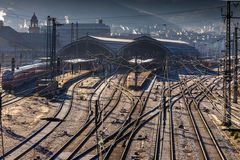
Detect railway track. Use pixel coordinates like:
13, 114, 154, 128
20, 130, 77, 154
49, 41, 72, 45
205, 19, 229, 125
197, 80, 240, 126
1, 74, 98, 160
68, 81, 137, 159
155, 75, 208, 160
2, 86, 36, 107
48, 73, 128, 160
1, 71, 92, 107
69, 67, 234, 160
188, 64, 240, 126
101, 76, 187, 160
160, 81, 186, 160
179, 64, 239, 158
2, 63, 238, 160
68, 75, 159, 160
98, 77, 155, 160
119, 76, 157, 160
149, 62, 227, 160
180, 76, 226, 160
73, 103, 159, 159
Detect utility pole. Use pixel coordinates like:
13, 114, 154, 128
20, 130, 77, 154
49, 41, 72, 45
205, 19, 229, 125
57, 57, 61, 75
19, 53, 22, 67
51, 18, 57, 81
163, 57, 168, 127
76, 22, 79, 40
134, 56, 138, 89
233, 26, 239, 103
95, 100, 101, 159
46, 16, 51, 71
222, 1, 232, 126
75, 22, 79, 58
11, 58, 15, 73
0, 90, 5, 160
71, 23, 74, 43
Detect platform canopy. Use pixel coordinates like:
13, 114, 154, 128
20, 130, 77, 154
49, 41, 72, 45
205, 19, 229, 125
64, 58, 96, 64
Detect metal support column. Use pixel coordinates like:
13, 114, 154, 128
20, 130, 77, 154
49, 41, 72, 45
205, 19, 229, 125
223, 1, 232, 126
95, 100, 100, 159
0, 91, 5, 160
46, 16, 51, 71
11, 58, 15, 73
76, 22, 78, 40
134, 56, 138, 89
51, 18, 57, 81
233, 27, 238, 103
71, 23, 74, 43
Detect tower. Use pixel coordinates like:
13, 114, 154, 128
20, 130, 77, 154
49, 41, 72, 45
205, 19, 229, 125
29, 12, 40, 33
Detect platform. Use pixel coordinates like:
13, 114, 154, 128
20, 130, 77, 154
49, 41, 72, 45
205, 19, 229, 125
127, 71, 152, 90
56, 70, 92, 88
79, 77, 101, 88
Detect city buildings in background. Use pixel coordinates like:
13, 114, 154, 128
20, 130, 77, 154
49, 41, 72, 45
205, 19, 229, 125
0, 12, 226, 67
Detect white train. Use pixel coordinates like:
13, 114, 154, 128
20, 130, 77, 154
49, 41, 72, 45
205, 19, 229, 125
2, 62, 48, 90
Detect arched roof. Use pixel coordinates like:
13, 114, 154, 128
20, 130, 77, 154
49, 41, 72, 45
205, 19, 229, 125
118, 36, 199, 60
57, 35, 199, 60
58, 36, 115, 59
118, 36, 171, 60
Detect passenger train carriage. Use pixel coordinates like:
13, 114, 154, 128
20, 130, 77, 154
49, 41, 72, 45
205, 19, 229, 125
2, 62, 48, 90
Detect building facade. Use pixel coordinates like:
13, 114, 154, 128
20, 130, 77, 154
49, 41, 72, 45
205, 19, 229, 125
41, 19, 111, 47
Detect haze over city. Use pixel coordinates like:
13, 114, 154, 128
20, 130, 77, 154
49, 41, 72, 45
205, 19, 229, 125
0, 0, 226, 32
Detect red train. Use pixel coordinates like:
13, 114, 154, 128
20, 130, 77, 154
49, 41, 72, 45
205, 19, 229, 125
2, 62, 48, 90
1, 58, 104, 91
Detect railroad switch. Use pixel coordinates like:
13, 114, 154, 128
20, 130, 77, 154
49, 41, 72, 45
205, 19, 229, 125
112, 119, 123, 124
137, 134, 148, 140
62, 131, 72, 137
175, 106, 181, 110
203, 108, 210, 113
122, 140, 127, 147
120, 108, 127, 113
178, 124, 184, 129
131, 156, 140, 160
34, 156, 41, 160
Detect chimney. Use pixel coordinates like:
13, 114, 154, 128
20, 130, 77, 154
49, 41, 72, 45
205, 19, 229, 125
0, 20, 4, 28
97, 18, 103, 24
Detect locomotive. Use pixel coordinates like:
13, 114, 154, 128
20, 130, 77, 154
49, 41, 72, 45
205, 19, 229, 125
2, 62, 48, 90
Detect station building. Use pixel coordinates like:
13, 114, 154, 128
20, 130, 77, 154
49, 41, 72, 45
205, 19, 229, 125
41, 19, 111, 47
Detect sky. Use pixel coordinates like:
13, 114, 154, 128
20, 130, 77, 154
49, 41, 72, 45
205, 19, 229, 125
0, 0, 231, 32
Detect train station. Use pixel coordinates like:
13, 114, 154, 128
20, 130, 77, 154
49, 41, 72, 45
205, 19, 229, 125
58, 35, 200, 69
0, 1, 240, 160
